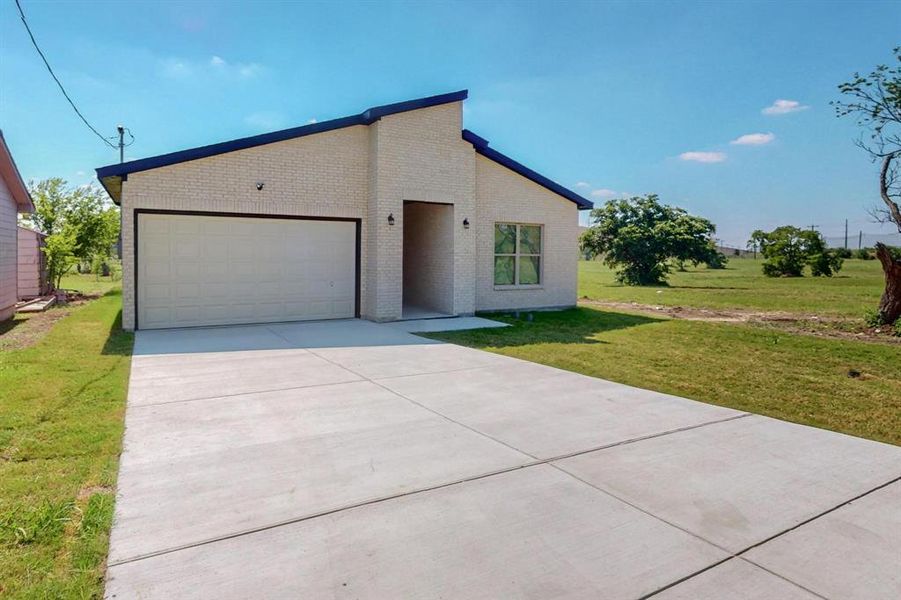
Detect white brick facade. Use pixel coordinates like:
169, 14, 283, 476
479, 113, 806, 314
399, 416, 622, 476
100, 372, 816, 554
115, 98, 583, 330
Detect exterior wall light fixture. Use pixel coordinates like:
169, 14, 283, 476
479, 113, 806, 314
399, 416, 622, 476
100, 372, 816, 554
387, 213, 395, 226
463, 218, 470, 229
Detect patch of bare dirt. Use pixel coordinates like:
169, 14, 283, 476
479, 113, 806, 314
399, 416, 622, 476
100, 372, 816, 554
579, 299, 901, 345
0, 292, 102, 352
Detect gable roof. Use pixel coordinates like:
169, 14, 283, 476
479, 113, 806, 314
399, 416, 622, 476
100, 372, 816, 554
0, 130, 34, 213
96, 90, 592, 209
462, 130, 592, 209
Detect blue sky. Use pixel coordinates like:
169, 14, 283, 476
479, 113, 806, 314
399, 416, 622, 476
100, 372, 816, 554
2, 0, 900, 246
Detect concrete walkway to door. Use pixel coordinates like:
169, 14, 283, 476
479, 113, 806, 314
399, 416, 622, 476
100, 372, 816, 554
105, 319, 901, 599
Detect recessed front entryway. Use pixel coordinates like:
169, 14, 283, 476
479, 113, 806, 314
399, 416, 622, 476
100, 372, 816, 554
402, 201, 454, 318
136, 212, 358, 329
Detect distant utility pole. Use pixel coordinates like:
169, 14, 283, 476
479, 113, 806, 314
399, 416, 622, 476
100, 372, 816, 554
844, 219, 849, 249
808, 224, 819, 232
859, 230, 863, 250
117, 125, 125, 163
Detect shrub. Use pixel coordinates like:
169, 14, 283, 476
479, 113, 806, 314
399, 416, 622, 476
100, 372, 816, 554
749, 226, 843, 277
808, 250, 844, 277
863, 308, 885, 328
855, 248, 874, 260
834, 247, 853, 259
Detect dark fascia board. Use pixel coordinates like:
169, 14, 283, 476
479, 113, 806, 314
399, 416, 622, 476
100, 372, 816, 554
96, 90, 469, 202
462, 129, 593, 210
0, 129, 34, 212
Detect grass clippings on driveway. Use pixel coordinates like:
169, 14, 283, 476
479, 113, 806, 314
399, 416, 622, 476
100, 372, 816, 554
0, 288, 133, 598
427, 307, 901, 446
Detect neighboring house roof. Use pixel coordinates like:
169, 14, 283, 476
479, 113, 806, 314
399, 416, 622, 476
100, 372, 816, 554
0, 130, 34, 213
17, 225, 47, 238
95, 90, 592, 209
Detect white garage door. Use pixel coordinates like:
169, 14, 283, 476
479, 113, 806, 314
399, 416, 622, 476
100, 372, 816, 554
137, 213, 357, 329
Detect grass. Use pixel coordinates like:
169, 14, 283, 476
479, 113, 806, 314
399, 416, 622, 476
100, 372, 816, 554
0, 287, 133, 598
579, 258, 885, 317
59, 273, 121, 296
428, 307, 901, 446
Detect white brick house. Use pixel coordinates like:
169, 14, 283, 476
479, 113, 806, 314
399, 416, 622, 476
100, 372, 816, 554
96, 91, 592, 331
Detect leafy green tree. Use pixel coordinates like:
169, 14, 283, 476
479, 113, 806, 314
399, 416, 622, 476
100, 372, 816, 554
20, 178, 120, 290
580, 194, 723, 285
833, 46, 901, 323
43, 224, 79, 290
749, 226, 843, 277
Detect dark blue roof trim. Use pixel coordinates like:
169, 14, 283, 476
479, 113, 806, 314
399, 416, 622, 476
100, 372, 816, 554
462, 129, 592, 210
96, 90, 469, 199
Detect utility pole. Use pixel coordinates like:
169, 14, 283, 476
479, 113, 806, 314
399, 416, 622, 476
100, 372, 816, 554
117, 125, 125, 163
844, 219, 849, 249
808, 224, 819, 232
859, 230, 863, 250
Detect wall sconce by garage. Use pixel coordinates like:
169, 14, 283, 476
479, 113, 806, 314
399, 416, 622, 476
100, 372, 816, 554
463, 218, 470, 229
387, 213, 395, 226
256, 182, 264, 191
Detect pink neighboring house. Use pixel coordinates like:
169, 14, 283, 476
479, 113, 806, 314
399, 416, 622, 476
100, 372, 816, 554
0, 130, 34, 321
17, 226, 48, 299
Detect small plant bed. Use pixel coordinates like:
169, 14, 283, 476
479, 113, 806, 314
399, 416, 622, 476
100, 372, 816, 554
426, 306, 901, 446
0, 286, 133, 597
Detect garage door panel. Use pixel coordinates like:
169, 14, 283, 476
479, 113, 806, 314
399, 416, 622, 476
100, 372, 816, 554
138, 214, 356, 329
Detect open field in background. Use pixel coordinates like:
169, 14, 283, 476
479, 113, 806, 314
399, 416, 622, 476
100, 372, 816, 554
0, 286, 132, 598
579, 258, 885, 318
429, 307, 901, 446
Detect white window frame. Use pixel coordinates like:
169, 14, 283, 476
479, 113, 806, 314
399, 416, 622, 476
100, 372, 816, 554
493, 222, 543, 289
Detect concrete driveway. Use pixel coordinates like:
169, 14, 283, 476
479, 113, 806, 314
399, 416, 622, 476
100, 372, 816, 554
106, 319, 901, 599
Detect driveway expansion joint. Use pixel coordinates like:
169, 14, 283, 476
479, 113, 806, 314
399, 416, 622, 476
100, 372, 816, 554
106, 412, 754, 567
631, 473, 901, 599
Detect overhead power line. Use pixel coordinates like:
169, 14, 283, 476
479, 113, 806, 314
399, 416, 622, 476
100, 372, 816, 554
14, 0, 117, 149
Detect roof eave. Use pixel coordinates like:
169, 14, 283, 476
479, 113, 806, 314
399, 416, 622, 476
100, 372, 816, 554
462, 130, 593, 210
0, 130, 34, 213
95, 89, 469, 187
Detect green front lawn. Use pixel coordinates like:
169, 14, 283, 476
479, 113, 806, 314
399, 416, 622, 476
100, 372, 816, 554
428, 307, 901, 446
579, 258, 885, 317
0, 288, 133, 598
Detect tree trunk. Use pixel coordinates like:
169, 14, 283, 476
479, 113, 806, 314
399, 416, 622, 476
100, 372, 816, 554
875, 243, 901, 325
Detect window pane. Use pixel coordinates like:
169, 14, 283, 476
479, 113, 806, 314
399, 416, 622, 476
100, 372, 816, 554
519, 256, 540, 284
494, 256, 515, 285
520, 225, 541, 254
494, 224, 516, 254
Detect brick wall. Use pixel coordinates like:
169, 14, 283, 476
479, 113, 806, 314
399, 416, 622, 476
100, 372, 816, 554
402, 202, 454, 314
474, 155, 579, 312
117, 99, 579, 329
366, 102, 476, 320
120, 125, 370, 330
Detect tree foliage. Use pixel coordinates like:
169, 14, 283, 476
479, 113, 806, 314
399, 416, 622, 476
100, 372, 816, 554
581, 194, 723, 285
20, 178, 119, 290
833, 46, 901, 323
749, 226, 843, 278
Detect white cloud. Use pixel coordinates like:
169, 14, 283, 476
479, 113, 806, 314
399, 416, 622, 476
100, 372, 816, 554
730, 132, 775, 146
762, 99, 809, 115
679, 151, 727, 163
574, 181, 591, 189
307, 118, 318, 124
590, 188, 618, 199
161, 55, 263, 80
244, 111, 285, 131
